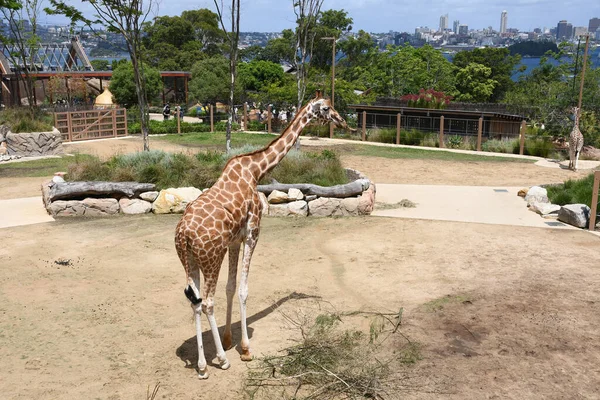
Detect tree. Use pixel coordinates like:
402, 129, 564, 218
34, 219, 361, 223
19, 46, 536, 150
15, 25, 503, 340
454, 63, 498, 103
47, 0, 157, 151
311, 9, 352, 71
109, 61, 161, 108
91, 59, 110, 71
213, 0, 241, 152
189, 55, 232, 105
0, 0, 42, 110
237, 60, 285, 92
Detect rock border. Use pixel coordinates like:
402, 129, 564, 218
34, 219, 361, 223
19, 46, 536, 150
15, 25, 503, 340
41, 169, 376, 218
2, 127, 64, 158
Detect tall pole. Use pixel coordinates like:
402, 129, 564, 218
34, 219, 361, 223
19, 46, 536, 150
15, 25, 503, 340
322, 36, 337, 138
577, 34, 590, 115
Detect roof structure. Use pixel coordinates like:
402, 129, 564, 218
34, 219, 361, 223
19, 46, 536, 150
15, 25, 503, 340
0, 37, 93, 74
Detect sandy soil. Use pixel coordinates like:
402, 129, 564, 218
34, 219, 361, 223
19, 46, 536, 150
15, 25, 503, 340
1, 216, 599, 399
2, 137, 600, 399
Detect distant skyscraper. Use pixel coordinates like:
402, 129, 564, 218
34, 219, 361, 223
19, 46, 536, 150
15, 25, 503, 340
500, 10, 507, 33
458, 24, 468, 36
589, 18, 600, 34
573, 26, 588, 37
439, 14, 448, 32
453, 20, 460, 34
556, 20, 573, 40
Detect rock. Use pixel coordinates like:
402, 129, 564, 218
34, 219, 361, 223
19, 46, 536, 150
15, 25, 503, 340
52, 175, 65, 183
288, 200, 308, 216
308, 197, 342, 217
152, 187, 202, 214
267, 189, 289, 204
524, 186, 548, 205
341, 197, 359, 215
288, 188, 304, 200
119, 198, 152, 214
258, 192, 269, 216
0, 125, 9, 142
517, 188, 528, 197
139, 191, 159, 202
48, 198, 119, 217
268, 203, 291, 217
305, 195, 317, 202
357, 182, 376, 215
6, 130, 64, 156
558, 204, 590, 228
54, 171, 67, 177
0, 142, 7, 155
529, 202, 561, 216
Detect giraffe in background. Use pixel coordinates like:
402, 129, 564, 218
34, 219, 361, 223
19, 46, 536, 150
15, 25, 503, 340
175, 92, 350, 379
568, 106, 584, 171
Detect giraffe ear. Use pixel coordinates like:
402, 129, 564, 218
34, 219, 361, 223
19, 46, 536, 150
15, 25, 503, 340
315, 90, 322, 99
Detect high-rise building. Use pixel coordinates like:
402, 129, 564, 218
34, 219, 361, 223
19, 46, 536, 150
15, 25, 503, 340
573, 27, 588, 37
458, 24, 468, 36
439, 14, 448, 32
556, 20, 573, 40
500, 10, 508, 33
453, 20, 460, 34
589, 18, 600, 34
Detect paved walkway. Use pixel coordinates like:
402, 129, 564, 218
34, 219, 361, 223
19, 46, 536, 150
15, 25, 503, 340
372, 184, 576, 230
0, 197, 54, 229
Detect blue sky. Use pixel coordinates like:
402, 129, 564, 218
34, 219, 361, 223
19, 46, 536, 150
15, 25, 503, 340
43, 0, 600, 33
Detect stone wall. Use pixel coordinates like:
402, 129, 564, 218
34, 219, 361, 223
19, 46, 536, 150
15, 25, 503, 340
5, 128, 63, 157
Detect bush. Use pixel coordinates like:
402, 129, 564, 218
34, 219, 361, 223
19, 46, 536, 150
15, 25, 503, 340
481, 139, 518, 153
367, 128, 396, 144
520, 138, 554, 158
245, 120, 266, 132
0, 107, 54, 133
263, 149, 348, 187
547, 173, 597, 207
401, 129, 426, 146
127, 119, 241, 135
447, 135, 463, 149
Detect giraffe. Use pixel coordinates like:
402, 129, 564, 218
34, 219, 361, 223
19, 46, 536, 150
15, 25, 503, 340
174, 92, 350, 379
568, 106, 584, 171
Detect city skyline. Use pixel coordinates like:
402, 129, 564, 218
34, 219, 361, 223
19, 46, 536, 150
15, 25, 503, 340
39, 0, 600, 34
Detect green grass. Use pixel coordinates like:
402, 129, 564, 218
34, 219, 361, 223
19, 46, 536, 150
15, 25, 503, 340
0, 155, 94, 178
0, 107, 54, 133
350, 144, 535, 163
547, 173, 599, 207
154, 131, 276, 149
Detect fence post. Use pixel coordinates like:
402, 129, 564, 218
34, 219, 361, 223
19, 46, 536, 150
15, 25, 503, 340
112, 109, 117, 138
267, 105, 272, 134
589, 171, 600, 231
210, 104, 214, 133
361, 111, 366, 141
519, 120, 526, 155
396, 113, 401, 145
477, 117, 483, 151
439, 115, 445, 148
67, 111, 73, 142
123, 109, 128, 137
176, 105, 181, 135
243, 102, 248, 131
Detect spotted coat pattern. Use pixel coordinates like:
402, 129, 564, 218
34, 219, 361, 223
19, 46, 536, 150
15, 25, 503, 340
569, 106, 584, 171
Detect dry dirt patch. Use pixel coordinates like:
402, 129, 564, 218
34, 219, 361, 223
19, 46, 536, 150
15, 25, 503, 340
1, 215, 599, 399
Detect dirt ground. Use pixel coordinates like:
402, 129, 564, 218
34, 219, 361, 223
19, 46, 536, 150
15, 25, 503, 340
1, 137, 600, 399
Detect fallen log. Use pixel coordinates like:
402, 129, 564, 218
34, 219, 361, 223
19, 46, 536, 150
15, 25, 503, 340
257, 178, 370, 198
49, 181, 156, 202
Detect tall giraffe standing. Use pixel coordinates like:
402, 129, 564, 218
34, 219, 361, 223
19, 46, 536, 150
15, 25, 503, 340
175, 92, 350, 379
569, 106, 584, 171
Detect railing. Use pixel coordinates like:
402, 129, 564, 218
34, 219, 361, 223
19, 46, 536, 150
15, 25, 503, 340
590, 171, 600, 231
54, 108, 128, 142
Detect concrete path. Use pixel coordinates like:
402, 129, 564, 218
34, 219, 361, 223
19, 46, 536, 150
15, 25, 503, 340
0, 197, 54, 229
373, 184, 576, 230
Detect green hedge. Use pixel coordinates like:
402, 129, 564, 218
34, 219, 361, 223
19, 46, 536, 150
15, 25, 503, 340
128, 120, 240, 135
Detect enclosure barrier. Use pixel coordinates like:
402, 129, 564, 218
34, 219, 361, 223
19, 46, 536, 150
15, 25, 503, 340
54, 108, 127, 142
590, 171, 600, 231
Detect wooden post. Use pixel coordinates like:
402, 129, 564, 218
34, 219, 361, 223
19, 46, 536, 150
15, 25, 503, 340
112, 109, 117, 138
67, 111, 72, 142
243, 102, 248, 131
210, 104, 214, 133
176, 105, 181, 135
361, 111, 366, 141
589, 171, 600, 231
439, 115, 445, 148
267, 105, 272, 134
123, 108, 128, 136
477, 117, 483, 151
519, 120, 526, 155
396, 113, 401, 145
184, 76, 188, 104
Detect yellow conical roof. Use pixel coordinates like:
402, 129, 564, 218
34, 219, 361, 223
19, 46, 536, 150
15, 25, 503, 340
94, 87, 114, 106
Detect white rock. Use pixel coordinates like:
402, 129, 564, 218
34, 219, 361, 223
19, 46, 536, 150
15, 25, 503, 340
524, 186, 548, 205
139, 191, 159, 202
341, 198, 359, 215
288, 200, 308, 216
267, 190, 289, 204
288, 188, 304, 200
152, 187, 202, 214
52, 175, 65, 183
119, 198, 152, 214
529, 202, 561, 216
558, 204, 590, 228
308, 197, 342, 217
268, 203, 291, 217
305, 195, 317, 202
258, 192, 269, 216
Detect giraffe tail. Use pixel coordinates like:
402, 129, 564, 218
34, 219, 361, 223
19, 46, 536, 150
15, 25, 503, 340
176, 230, 202, 306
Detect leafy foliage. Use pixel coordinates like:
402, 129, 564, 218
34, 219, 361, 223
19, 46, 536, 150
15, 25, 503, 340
109, 61, 162, 107
0, 107, 53, 132
547, 173, 597, 207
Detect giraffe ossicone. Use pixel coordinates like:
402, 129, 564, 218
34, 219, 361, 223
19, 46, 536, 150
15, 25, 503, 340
174, 91, 350, 379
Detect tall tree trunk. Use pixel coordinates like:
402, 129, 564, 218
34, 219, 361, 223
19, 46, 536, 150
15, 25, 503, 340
128, 42, 150, 151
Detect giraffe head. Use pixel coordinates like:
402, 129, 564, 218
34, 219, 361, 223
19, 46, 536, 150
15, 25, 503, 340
571, 106, 581, 123
308, 91, 351, 130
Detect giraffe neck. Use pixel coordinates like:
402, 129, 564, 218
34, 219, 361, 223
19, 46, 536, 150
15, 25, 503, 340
248, 103, 316, 182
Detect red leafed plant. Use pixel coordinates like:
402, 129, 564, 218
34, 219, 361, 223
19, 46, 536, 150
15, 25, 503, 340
401, 89, 452, 109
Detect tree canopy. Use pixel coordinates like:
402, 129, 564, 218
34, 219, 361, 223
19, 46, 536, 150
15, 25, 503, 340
109, 61, 162, 107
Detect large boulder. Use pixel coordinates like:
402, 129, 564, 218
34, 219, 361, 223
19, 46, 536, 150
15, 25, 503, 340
269, 201, 309, 217
529, 202, 561, 218
258, 192, 269, 216
288, 188, 304, 201
49, 198, 119, 217
308, 197, 342, 217
267, 189, 289, 204
6, 128, 64, 156
139, 191, 159, 202
357, 182, 376, 215
558, 204, 590, 228
152, 187, 202, 214
524, 186, 548, 205
119, 198, 152, 215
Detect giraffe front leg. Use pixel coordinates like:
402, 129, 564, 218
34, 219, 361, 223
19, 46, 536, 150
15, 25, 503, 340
203, 297, 230, 370
223, 243, 241, 350
239, 222, 260, 361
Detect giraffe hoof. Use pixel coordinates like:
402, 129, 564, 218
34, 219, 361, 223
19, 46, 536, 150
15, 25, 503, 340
219, 359, 231, 370
240, 352, 253, 362
198, 369, 209, 379
222, 336, 232, 350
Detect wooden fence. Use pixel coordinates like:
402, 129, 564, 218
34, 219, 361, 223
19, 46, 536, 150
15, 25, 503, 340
589, 170, 600, 231
54, 108, 128, 142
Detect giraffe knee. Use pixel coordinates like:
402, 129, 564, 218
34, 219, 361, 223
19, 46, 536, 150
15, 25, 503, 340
184, 285, 202, 305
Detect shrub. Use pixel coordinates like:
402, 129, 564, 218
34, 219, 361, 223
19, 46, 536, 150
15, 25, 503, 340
520, 138, 554, 158
0, 107, 54, 133
547, 173, 597, 207
447, 135, 463, 149
401, 129, 426, 146
481, 139, 518, 153
367, 128, 396, 144
245, 120, 265, 131
263, 149, 348, 187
